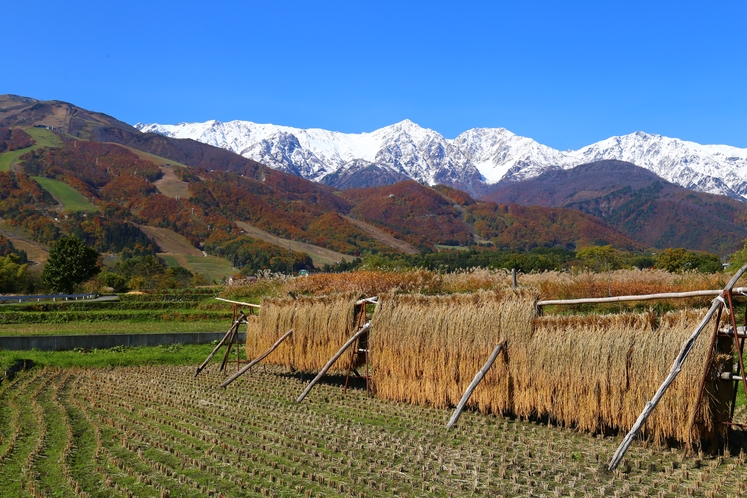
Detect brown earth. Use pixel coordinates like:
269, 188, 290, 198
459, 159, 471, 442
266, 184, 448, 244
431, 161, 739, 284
340, 215, 419, 254
139, 225, 203, 256
153, 165, 191, 199
235, 221, 352, 267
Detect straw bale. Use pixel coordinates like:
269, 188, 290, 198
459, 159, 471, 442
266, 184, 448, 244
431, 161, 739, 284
290, 292, 360, 373
245, 297, 295, 368
371, 289, 538, 413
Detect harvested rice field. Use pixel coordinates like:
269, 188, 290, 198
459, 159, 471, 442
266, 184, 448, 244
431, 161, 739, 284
3, 364, 747, 497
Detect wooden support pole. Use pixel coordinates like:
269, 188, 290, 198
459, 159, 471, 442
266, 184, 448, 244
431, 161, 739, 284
219, 325, 237, 372
296, 322, 371, 403
220, 328, 293, 388
195, 313, 245, 377
446, 342, 504, 429
608, 263, 747, 470
511, 268, 517, 289
539, 288, 747, 307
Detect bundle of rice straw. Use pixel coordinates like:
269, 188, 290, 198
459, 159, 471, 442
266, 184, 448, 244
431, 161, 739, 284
370, 289, 538, 414
245, 297, 295, 369
291, 292, 359, 373
245, 293, 360, 372
528, 309, 733, 444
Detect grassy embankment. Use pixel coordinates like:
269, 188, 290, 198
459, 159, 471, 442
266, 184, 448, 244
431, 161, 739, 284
0, 343, 222, 371
0, 291, 241, 336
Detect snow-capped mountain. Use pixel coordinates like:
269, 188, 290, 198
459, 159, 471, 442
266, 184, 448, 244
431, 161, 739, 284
135, 120, 747, 201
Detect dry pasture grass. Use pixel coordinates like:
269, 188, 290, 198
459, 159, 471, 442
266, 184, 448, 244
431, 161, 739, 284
140, 225, 203, 256
523, 269, 726, 304
153, 165, 191, 199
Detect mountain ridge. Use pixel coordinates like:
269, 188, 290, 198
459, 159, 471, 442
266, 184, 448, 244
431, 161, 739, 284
137, 119, 747, 201
484, 160, 747, 254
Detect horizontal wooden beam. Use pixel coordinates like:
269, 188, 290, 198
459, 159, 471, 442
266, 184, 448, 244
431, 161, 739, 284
356, 297, 378, 305
215, 297, 261, 308
538, 288, 747, 307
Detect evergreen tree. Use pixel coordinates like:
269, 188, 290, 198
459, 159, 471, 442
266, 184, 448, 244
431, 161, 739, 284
41, 236, 100, 293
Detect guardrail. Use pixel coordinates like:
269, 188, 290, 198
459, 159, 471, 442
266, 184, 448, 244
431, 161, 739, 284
0, 293, 99, 304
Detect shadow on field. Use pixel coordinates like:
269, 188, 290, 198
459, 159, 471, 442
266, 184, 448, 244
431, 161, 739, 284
2, 359, 34, 383
277, 371, 370, 392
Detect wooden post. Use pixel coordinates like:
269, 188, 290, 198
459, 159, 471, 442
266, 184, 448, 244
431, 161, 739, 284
296, 322, 371, 403
446, 342, 504, 429
220, 329, 293, 388
511, 268, 517, 289
195, 312, 245, 377
608, 263, 747, 470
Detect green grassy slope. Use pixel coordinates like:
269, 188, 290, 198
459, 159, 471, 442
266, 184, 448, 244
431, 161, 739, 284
32, 177, 98, 212
0, 128, 64, 172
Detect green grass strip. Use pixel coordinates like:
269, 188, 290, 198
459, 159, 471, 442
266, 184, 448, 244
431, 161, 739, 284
0, 343, 224, 371
32, 176, 98, 212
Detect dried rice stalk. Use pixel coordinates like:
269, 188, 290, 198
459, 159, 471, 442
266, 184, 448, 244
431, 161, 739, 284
371, 289, 538, 413
245, 297, 295, 368
530, 309, 732, 444
291, 292, 359, 373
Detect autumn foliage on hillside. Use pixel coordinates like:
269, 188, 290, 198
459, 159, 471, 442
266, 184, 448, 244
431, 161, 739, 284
0, 171, 59, 243
465, 203, 643, 251
432, 184, 476, 206
136, 194, 233, 247
205, 230, 313, 274
0, 127, 34, 152
342, 181, 473, 248
19, 140, 161, 189
1, 128, 662, 274
101, 173, 157, 202
187, 171, 393, 256
305, 212, 394, 255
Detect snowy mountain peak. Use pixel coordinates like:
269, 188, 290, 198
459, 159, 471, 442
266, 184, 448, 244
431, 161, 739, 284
134, 119, 747, 201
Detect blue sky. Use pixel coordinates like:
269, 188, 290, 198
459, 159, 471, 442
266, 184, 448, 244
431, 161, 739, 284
6, 1, 746, 149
